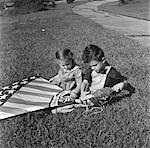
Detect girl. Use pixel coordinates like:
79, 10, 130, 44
49, 48, 82, 99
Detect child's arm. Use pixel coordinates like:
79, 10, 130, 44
112, 80, 135, 94
75, 77, 82, 94
81, 79, 91, 96
70, 78, 82, 98
49, 74, 60, 84
49, 70, 62, 86
105, 67, 129, 93
70, 69, 82, 99
81, 67, 92, 97
112, 80, 128, 92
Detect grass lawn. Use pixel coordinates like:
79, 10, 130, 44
98, 0, 150, 21
0, 1, 150, 147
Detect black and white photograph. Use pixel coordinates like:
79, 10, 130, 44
0, 0, 150, 147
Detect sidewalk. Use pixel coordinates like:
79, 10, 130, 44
72, 0, 150, 47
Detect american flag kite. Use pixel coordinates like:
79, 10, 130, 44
0, 76, 62, 120
0, 76, 104, 120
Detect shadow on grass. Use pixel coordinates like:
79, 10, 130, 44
104, 84, 136, 106
106, 92, 132, 106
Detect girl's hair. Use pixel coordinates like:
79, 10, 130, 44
55, 48, 74, 60
82, 44, 105, 63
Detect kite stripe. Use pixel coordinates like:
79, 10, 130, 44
13, 93, 52, 103
18, 90, 55, 99
22, 85, 61, 94
8, 97, 48, 106
0, 106, 27, 114
3, 102, 47, 111
0, 112, 15, 119
27, 82, 62, 91
0, 77, 61, 120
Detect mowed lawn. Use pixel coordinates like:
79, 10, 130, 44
0, 1, 150, 147
98, 0, 149, 20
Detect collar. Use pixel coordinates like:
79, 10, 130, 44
99, 62, 110, 74
63, 65, 80, 73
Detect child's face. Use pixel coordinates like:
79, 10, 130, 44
90, 60, 104, 73
57, 59, 73, 70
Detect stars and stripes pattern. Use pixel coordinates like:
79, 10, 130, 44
0, 76, 62, 120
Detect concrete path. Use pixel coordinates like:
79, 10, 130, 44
72, 0, 150, 47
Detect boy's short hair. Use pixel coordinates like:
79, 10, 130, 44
56, 48, 73, 60
82, 44, 105, 63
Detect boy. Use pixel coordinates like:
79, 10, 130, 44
81, 44, 135, 105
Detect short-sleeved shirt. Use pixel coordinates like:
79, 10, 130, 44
84, 65, 127, 92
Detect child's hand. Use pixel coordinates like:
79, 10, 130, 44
81, 91, 91, 97
49, 77, 54, 82
49, 77, 61, 86
49, 79, 60, 86
112, 82, 124, 92
81, 94, 94, 101
70, 90, 78, 99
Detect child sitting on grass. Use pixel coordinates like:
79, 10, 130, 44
80, 44, 135, 106
49, 48, 82, 99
